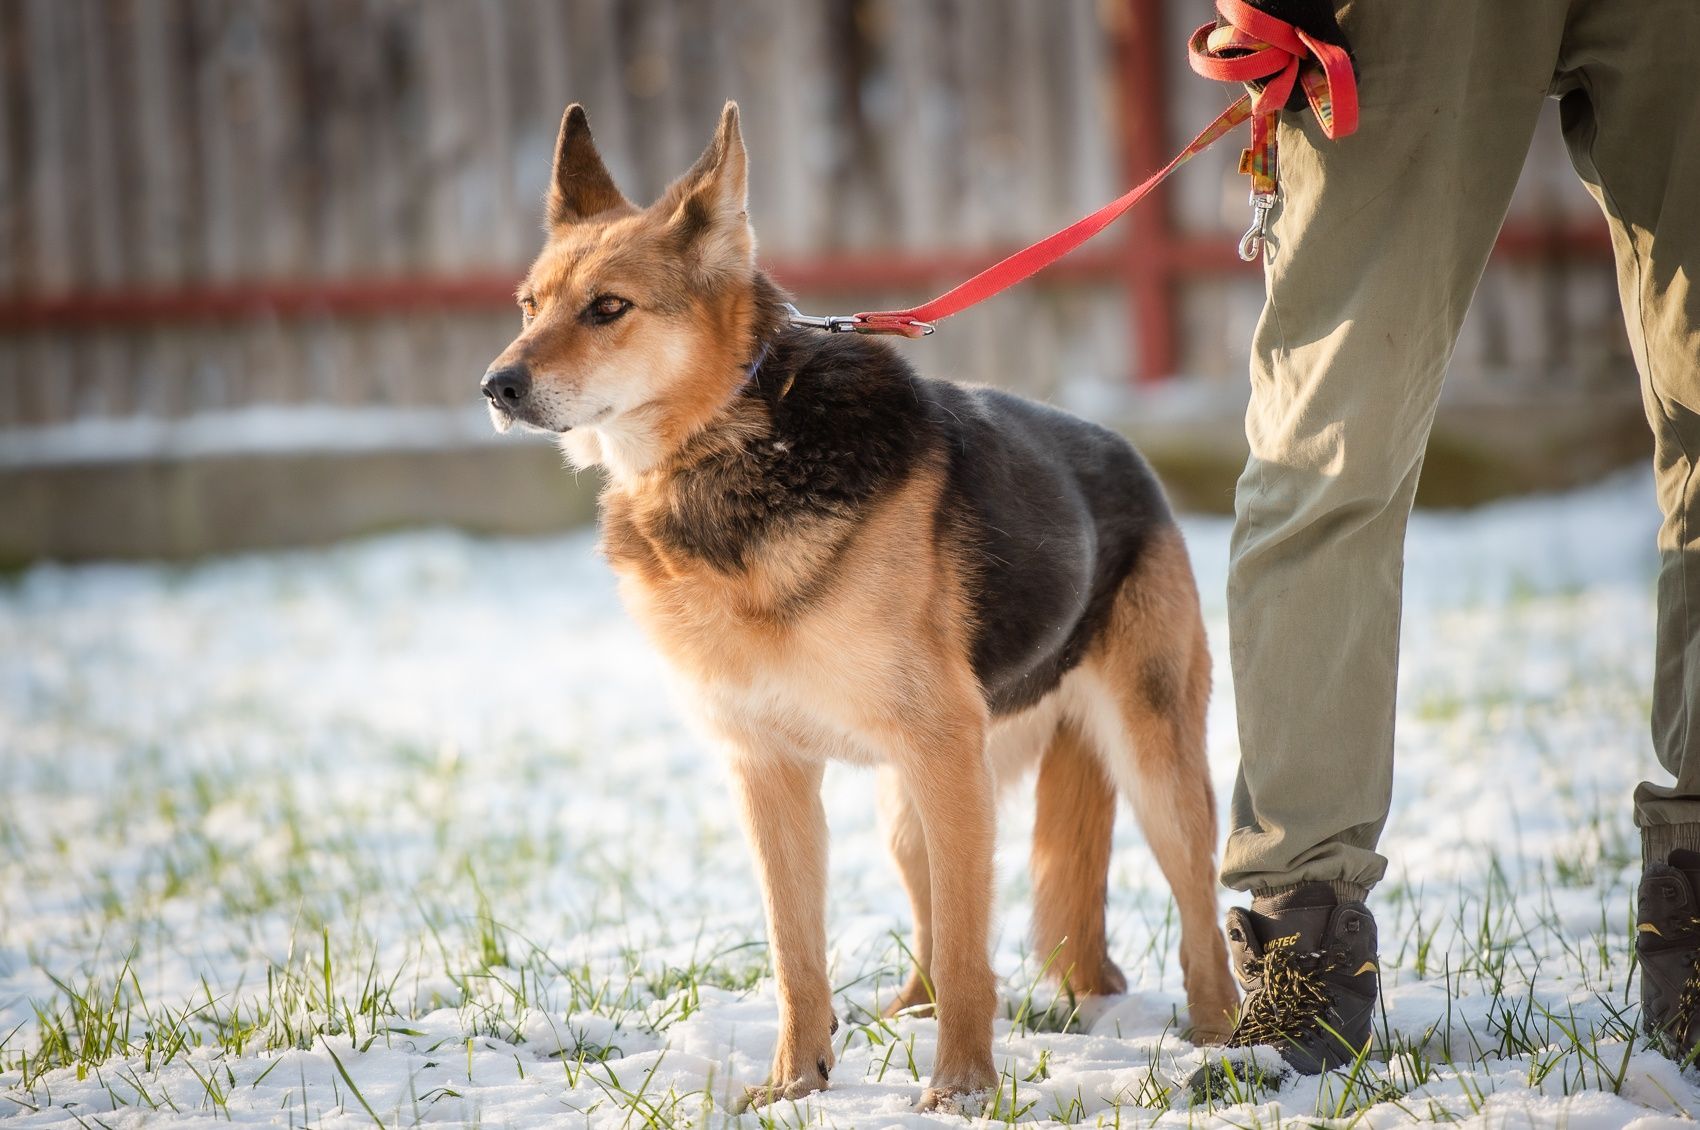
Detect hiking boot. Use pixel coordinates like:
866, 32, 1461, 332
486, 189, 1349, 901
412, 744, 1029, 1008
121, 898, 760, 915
1638, 849, 1700, 1063
1220, 884, 1379, 1074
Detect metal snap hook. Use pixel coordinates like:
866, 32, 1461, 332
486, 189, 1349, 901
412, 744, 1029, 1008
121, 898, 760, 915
784, 303, 935, 337
1238, 191, 1276, 262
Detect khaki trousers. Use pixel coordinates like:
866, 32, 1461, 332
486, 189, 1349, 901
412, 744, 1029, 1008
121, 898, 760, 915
1222, 0, 1700, 895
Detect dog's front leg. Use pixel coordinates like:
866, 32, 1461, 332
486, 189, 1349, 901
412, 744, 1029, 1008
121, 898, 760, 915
898, 713, 999, 1110
726, 749, 836, 1110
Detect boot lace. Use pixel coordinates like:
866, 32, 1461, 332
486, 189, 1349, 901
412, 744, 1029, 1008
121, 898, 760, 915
1231, 944, 1338, 1047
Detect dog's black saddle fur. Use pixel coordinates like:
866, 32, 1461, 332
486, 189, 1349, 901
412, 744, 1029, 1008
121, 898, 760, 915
664, 324, 1174, 717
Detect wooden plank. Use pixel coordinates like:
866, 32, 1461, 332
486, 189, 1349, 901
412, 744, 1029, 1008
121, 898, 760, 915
418, 1, 477, 272
23, 0, 73, 293
505, 0, 560, 248
727, 0, 791, 251
351, 0, 395, 278
76, 0, 126, 289
302, 1, 364, 279
186, 0, 255, 412
562, 0, 633, 195
77, 0, 137, 418
365, 0, 422, 276
238, 1, 304, 408
17, 1, 80, 425
0, 337, 18, 428
932, 0, 981, 249
790, 1, 835, 248
1034, 2, 1086, 222
249, 0, 309, 282
85, 331, 132, 419
129, 0, 192, 288
191, 0, 237, 281
885, 0, 952, 249
1062, 0, 1117, 214
824, 0, 868, 249
0, 8, 32, 425
1006, 0, 1051, 239
0, 4, 25, 297
615, 0, 686, 202
17, 332, 76, 426
129, 326, 168, 419
477, 0, 523, 266
528, 0, 573, 132
955, 0, 1016, 246
136, 0, 201, 421
107, 1, 148, 294
437, 313, 505, 407
670, 0, 732, 184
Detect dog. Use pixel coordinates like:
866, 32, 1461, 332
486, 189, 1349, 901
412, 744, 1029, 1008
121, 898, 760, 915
482, 101, 1237, 1110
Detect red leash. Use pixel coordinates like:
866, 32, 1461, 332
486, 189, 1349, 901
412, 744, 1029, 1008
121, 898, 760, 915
802, 0, 1358, 339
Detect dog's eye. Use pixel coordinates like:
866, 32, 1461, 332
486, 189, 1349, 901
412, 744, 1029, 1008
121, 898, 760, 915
585, 295, 632, 325
519, 295, 538, 324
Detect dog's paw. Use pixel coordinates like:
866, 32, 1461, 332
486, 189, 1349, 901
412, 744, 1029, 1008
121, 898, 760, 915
916, 1083, 991, 1115
734, 1042, 834, 1112
1093, 956, 1129, 997
1185, 991, 1239, 1047
915, 1063, 997, 1113
881, 975, 936, 1019
734, 1075, 827, 1113
1186, 1023, 1233, 1047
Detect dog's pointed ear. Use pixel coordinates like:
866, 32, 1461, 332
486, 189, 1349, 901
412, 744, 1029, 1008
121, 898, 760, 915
547, 104, 632, 227
657, 102, 753, 274
675, 101, 748, 216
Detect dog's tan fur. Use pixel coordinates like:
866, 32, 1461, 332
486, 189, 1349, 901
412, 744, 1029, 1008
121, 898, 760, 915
485, 101, 1235, 1110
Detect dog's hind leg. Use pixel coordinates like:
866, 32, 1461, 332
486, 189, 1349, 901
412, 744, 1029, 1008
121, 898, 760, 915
1079, 524, 1237, 1044
878, 766, 936, 1017
1031, 718, 1128, 1000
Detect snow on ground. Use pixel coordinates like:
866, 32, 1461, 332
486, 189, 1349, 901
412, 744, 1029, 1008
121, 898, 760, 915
0, 466, 1685, 1128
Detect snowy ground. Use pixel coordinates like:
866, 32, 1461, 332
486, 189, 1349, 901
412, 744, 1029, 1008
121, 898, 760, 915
0, 466, 1688, 1128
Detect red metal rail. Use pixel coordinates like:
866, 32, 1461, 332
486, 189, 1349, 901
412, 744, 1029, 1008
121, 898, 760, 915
0, 0, 1613, 379
0, 223, 1610, 338
0, 249, 1130, 334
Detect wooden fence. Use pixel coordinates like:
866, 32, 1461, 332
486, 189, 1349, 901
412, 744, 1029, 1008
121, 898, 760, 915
1, 1, 1633, 430
0, 1, 1646, 557
0, 0, 1152, 435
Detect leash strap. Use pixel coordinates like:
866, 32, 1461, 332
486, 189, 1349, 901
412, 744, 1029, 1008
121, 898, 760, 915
819, 0, 1357, 338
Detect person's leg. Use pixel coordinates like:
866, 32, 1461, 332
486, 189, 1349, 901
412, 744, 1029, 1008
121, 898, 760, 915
1222, 0, 1568, 897
1557, 0, 1700, 1059
1554, 0, 1700, 859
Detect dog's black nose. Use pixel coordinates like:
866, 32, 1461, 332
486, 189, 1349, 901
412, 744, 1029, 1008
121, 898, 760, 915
481, 367, 530, 404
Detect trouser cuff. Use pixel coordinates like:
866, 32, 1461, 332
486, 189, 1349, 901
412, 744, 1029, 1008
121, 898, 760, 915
1251, 879, 1371, 908
1642, 823, 1700, 865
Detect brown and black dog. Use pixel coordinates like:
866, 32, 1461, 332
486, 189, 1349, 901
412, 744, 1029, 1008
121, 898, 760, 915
483, 102, 1235, 1110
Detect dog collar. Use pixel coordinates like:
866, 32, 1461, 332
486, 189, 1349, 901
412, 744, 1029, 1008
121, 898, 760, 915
738, 339, 774, 398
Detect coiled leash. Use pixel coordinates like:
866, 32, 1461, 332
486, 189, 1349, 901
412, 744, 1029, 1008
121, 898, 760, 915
788, 0, 1358, 339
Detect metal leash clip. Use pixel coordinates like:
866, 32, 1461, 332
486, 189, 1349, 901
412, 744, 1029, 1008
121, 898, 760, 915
784, 303, 935, 337
783, 303, 863, 333
1238, 191, 1275, 262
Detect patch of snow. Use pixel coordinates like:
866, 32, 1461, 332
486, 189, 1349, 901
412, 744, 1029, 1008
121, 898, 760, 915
0, 465, 1686, 1128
